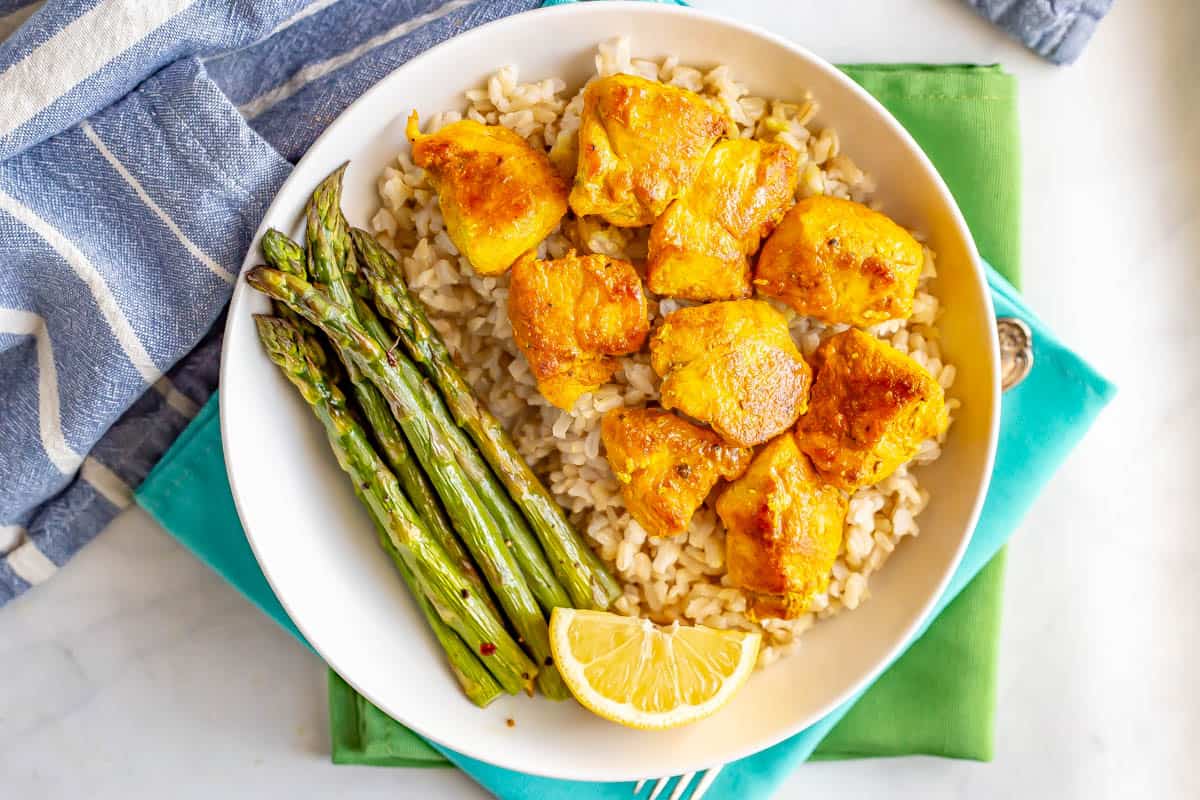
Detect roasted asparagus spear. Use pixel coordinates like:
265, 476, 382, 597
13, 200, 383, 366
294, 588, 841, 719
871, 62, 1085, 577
247, 266, 568, 699
340, 248, 571, 614
265, 223, 491, 607
253, 315, 530, 697
351, 229, 621, 610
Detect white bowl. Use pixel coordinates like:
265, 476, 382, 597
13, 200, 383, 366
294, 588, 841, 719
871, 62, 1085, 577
220, 1, 1000, 781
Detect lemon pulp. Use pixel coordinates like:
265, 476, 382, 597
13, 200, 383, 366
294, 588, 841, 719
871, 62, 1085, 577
549, 608, 761, 729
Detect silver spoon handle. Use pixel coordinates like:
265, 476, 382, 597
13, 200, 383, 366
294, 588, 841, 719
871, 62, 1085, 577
997, 317, 1034, 392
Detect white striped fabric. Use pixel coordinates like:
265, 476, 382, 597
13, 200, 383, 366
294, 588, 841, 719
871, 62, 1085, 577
81, 456, 133, 509
7, 539, 57, 585
0, 307, 82, 474
0, 0, 198, 138
238, 0, 476, 118
0, 524, 25, 556
81, 121, 235, 285
152, 375, 201, 419
0, 188, 161, 384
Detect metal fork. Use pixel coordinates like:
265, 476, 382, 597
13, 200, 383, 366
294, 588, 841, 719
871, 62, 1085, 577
632, 767, 722, 800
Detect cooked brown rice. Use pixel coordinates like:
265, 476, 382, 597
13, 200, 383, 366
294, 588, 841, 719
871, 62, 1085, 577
371, 38, 959, 668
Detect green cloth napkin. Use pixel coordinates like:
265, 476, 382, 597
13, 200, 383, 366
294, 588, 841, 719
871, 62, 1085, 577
319, 63, 1022, 767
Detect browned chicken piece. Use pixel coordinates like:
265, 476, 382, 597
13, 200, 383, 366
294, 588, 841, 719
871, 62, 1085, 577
508, 251, 649, 410
568, 74, 731, 227
649, 300, 811, 447
647, 138, 800, 301
755, 195, 924, 325
407, 111, 568, 276
716, 432, 847, 620
795, 328, 949, 491
601, 407, 751, 539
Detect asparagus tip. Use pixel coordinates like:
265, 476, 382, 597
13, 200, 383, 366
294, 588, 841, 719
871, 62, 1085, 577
245, 265, 269, 290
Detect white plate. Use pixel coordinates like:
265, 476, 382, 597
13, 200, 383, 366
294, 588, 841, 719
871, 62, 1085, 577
220, 1, 1000, 781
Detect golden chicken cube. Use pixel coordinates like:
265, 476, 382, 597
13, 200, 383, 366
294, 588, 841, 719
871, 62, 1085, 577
601, 407, 752, 539
407, 112, 568, 276
716, 432, 847, 620
755, 195, 924, 325
650, 300, 811, 447
568, 74, 730, 227
508, 251, 649, 410
796, 328, 949, 491
647, 138, 800, 301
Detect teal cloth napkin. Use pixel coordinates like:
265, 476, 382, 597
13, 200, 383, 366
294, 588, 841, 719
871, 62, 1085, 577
136, 260, 1113, 799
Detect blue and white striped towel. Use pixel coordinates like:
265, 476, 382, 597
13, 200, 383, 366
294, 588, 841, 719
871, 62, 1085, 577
0, 0, 1111, 605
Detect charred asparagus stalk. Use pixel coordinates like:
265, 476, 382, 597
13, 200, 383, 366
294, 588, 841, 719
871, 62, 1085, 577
367, 508, 502, 707
294, 175, 495, 608
350, 229, 621, 610
344, 261, 572, 615
355, 366, 493, 606
262, 222, 498, 696
253, 315, 530, 696
303, 171, 568, 618
247, 266, 568, 699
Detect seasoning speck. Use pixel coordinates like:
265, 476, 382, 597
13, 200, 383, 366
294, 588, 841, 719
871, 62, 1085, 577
506, 718, 515, 728
460, 588, 469, 599
543, 656, 554, 667
479, 642, 497, 656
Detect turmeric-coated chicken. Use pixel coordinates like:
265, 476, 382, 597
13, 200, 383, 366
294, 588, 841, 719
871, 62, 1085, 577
508, 251, 649, 410
716, 432, 847, 620
650, 300, 811, 447
601, 407, 751, 539
647, 138, 800, 301
755, 195, 924, 325
569, 74, 731, 227
795, 328, 949, 491
407, 111, 568, 275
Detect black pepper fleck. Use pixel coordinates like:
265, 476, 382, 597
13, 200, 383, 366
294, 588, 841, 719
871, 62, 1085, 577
543, 656, 554, 667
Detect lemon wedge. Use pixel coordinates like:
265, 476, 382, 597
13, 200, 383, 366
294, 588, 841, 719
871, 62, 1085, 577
549, 608, 761, 729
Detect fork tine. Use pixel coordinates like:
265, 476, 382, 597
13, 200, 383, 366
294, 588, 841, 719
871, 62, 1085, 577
689, 767, 722, 800
647, 777, 671, 800
633, 780, 647, 795
668, 772, 698, 800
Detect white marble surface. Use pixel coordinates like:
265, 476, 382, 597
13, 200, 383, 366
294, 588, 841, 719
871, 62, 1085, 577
2, 0, 1197, 797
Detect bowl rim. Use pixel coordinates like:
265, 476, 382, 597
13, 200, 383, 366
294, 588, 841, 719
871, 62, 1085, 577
220, 0, 1001, 779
